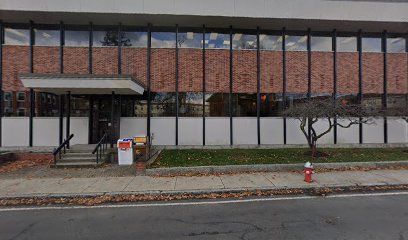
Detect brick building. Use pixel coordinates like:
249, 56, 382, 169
0, 0, 407, 147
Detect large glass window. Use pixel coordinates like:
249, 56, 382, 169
337, 36, 357, 52
232, 93, 257, 117
285, 35, 307, 51
151, 92, 177, 117
387, 37, 406, 53
34, 29, 60, 46
204, 93, 229, 117
37, 93, 59, 117
260, 94, 283, 117
177, 31, 202, 48
4, 28, 30, 45
122, 31, 147, 48
259, 35, 282, 51
121, 95, 148, 117
65, 30, 89, 47
70, 96, 89, 117
93, 30, 119, 46
362, 37, 382, 52
152, 32, 176, 48
205, 32, 230, 49
311, 36, 332, 51
178, 93, 204, 117
232, 33, 257, 50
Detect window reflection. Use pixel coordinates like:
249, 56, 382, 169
34, 29, 60, 46
311, 36, 332, 51
337, 37, 357, 52
177, 32, 202, 48
121, 96, 148, 117
362, 37, 382, 52
65, 30, 89, 47
122, 31, 147, 48
205, 32, 230, 49
4, 28, 30, 45
285, 35, 307, 51
232, 93, 257, 117
151, 92, 176, 117
205, 93, 229, 117
259, 35, 282, 51
93, 30, 120, 47
260, 93, 283, 116
178, 92, 204, 117
232, 34, 256, 50
152, 32, 176, 48
387, 37, 406, 53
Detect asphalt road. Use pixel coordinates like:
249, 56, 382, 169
1, 193, 408, 240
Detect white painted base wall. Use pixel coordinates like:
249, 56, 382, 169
205, 117, 230, 145
363, 118, 384, 143
260, 117, 284, 144
233, 118, 257, 145
286, 118, 308, 144
33, 118, 59, 146
151, 117, 176, 145
388, 118, 408, 143
337, 118, 360, 144
179, 118, 203, 145
120, 117, 147, 138
63, 117, 89, 145
1, 117, 30, 147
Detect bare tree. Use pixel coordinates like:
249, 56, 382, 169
283, 98, 378, 158
385, 106, 408, 123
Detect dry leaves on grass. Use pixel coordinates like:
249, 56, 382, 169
0, 157, 49, 173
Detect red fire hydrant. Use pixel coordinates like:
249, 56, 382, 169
304, 162, 314, 183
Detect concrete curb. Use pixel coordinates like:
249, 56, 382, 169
146, 160, 408, 176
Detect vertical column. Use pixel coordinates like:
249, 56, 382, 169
59, 21, 64, 145
110, 91, 115, 148
256, 27, 261, 145
229, 26, 233, 146
202, 25, 206, 145
89, 22, 93, 74
29, 21, 34, 147
357, 29, 363, 144
146, 24, 152, 143
66, 91, 71, 148
88, 96, 93, 144
332, 29, 338, 144
307, 28, 312, 99
118, 23, 122, 75
175, 25, 179, 146
382, 30, 388, 144
0, 20, 3, 147
282, 28, 287, 144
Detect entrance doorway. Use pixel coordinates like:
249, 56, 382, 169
90, 95, 121, 144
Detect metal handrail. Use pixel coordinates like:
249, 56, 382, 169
92, 132, 108, 164
52, 134, 74, 165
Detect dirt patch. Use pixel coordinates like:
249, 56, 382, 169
0, 153, 52, 173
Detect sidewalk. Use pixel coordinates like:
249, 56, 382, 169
0, 169, 407, 198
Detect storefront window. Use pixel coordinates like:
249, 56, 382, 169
260, 93, 284, 117
65, 30, 89, 47
311, 36, 332, 51
337, 37, 357, 52
285, 35, 307, 51
387, 37, 406, 53
37, 93, 59, 117
362, 37, 382, 52
70, 96, 89, 117
4, 28, 30, 45
232, 93, 257, 117
151, 32, 176, 48
121, 95, 148, 117
34, 29, 60, 46
151, 92, 177, 117
259, 35, 282, 51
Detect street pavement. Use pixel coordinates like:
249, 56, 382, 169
0, 192, 407, 239
0, 169, 407, 198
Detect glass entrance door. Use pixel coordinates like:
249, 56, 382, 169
90, 95, 120, 144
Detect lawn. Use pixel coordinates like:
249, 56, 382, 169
149, 148, 408, 168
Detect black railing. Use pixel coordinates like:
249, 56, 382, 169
52, 134, 74, 165
92, 132, 108, 164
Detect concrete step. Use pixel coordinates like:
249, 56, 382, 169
52, 162, 102, 168
63, 153, 95, 158
60, 157, 97, 163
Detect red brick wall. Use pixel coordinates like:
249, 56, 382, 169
205, 49, 230, 93
2, 46, 30, 91
121, 48, 147, 86
92, 47, 118, 75
362, 53, 384, 94
260, 51, 283, 93
179, 49, 203, 92
233, 50, 257, 93
387, 53, 408, 94
311, 52, 334, 94
63, 47, 89, 74
286, 51, 308, 93
33, 46, 59, 74
337, 52, 359, 94
151, 48, 176, 92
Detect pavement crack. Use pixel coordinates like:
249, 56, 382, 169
8, 222, 37, 240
